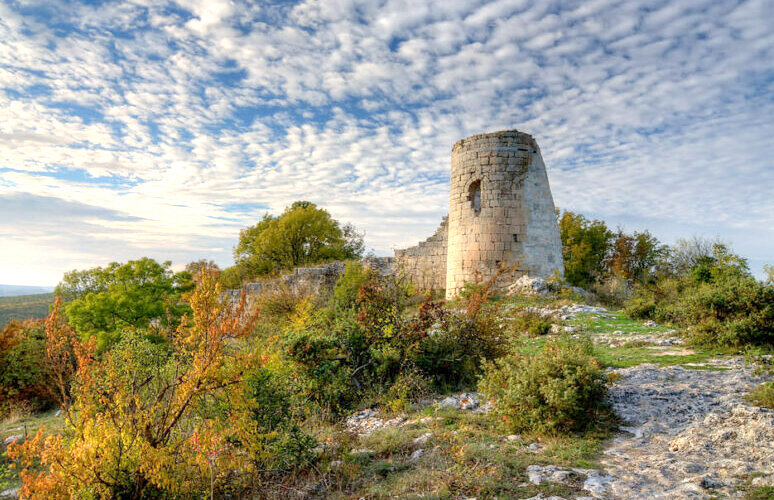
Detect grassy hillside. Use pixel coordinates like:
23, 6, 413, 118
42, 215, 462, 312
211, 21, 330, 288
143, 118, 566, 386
0, 293, 54, 327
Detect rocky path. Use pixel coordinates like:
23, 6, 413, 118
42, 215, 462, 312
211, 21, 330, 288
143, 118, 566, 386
603, 358, 774, 499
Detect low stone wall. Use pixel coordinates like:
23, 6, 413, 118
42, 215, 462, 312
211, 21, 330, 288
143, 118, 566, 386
225, 258, 394, 302
394, 217, 448, 292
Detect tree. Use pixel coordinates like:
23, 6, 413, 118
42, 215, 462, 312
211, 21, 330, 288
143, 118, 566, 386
55, 258, 193, 347
185, 259, 220, 279
8, 267, 312, 498
668, 236, 724, 277
558, 210, 612, 288
606, 229, 667, 283
234, 201, 364, 279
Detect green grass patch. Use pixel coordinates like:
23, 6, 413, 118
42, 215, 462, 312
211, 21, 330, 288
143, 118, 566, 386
746, 381, 774, 409
570, 310, 674, 335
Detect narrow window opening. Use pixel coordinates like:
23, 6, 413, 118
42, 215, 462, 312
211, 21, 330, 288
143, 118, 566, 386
469, 180, 481, 215
513, 234, 519, 242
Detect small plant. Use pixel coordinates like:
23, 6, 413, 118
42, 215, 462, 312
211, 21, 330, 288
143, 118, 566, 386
510, 310, 553, 337
746, 382, 774, 409
479, 337, 608, 435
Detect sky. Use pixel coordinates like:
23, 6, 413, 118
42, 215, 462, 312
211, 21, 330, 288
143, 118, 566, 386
0, 0, 772, 286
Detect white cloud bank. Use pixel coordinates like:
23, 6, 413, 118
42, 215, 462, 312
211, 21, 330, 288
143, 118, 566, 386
0, 0, 772, 285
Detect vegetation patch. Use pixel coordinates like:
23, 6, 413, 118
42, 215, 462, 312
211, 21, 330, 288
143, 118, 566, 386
479, 337, 610, 435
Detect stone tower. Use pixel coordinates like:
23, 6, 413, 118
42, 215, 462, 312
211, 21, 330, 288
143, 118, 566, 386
445, 130, 563, 298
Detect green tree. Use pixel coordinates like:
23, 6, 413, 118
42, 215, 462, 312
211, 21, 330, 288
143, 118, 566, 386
55, 258, 193, 347
234, 201, 364, 279
558, 210, 612, 288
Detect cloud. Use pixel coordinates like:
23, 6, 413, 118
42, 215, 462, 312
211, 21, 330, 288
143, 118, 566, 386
0, 0, 772, 285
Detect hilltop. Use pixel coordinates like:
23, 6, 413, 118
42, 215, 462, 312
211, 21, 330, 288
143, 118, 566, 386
0, 293, 54, 327
0, 285, 53, 298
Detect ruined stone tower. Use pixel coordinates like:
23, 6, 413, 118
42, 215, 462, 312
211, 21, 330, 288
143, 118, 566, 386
394, 129, 563, 298
444, 130, 563, 298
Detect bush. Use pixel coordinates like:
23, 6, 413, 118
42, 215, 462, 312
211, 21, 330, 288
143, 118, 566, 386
746, 382, 774, 409
0, 320, 57, 415
479, 338, 608, 435
412, 306, 505, 388
509, 310, 552, 337
625, 245, 774, 347
284, 269, 508, 416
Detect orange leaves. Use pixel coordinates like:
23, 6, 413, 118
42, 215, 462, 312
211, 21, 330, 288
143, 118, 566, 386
13, 264, 262, 498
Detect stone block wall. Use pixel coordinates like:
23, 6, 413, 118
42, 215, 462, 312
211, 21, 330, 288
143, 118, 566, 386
394, 217, 448, 291
445, 130, 563, 298
225, 258, 395, 304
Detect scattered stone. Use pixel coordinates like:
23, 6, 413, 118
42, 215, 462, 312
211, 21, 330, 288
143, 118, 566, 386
643, 320, 658, 327
507, 275, 550, 296
524, 495, 566, 500
2, 434, 24, 447
344, 408, 407, 436
349, 448, 374, 455
436, 392, 492, 412
526, 465, 613, 498
330, 460, 342, 469
0, 487, 19, 499
527, 442, 543, 451
524, 303, 608, 321
413, 432, 433, 445
505, 434, 521, 442
409, 449, 424, 460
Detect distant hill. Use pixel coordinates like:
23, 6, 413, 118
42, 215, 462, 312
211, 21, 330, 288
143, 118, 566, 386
0, 284, 55, 297
0, 293, 55, 328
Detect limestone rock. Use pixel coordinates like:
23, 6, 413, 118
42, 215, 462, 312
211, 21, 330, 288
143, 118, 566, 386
413, 432, 433, 445
507, 275, 550, 296
2, 434, 23, 447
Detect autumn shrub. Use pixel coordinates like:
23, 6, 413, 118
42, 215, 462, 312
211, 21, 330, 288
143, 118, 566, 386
9, 266, 314, 499
284, 267, 508, 416
0, 320, 58, 416
479, 338, 608, 435
411, 305, 505, 389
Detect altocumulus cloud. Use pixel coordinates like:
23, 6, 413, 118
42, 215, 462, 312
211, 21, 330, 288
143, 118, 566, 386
0, 0, 772, 285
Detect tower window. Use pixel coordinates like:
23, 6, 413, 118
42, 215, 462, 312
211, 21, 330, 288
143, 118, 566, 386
469, 180, 481, 215
513, 234, 519, 242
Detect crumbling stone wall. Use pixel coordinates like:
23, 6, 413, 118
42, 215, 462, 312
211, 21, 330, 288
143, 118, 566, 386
394, 217, 448, 291
225, 258, 394, 303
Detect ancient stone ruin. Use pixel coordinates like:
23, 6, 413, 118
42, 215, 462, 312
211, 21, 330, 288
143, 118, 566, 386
229, 130, 563, 300
396, 129, 564, 298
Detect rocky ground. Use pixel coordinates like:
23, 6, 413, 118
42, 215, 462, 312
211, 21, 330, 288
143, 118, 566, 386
602, 358, 773, 499
517, 305, 774, 500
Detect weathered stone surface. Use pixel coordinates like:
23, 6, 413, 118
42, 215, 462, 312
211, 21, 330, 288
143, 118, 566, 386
0, 487, 19, 499
506, 275, 550, 296
224, 257, 393, 303
522, 303, 609, 321
526, 465, 614, 498
2, 434, 23, 447
602, 358, 773, 499
394, 217, 448, 291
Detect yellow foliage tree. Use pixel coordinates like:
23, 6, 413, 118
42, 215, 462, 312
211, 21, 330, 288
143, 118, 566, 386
9, 266, 261, 499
